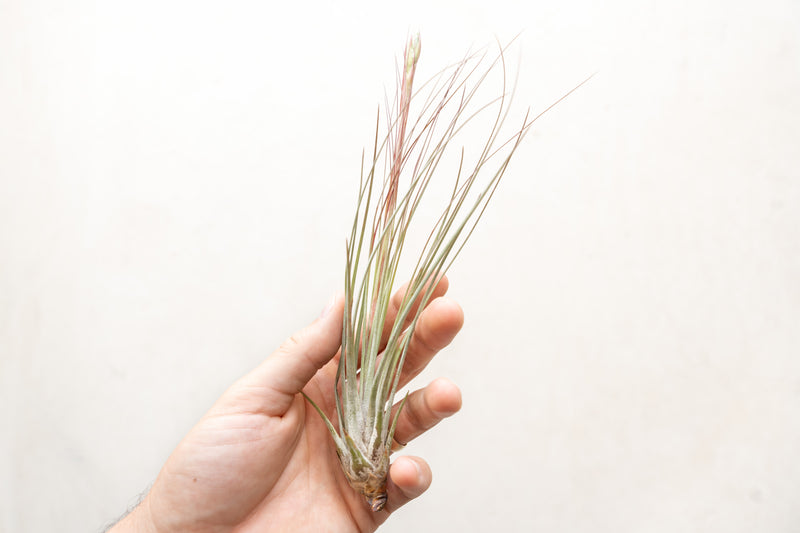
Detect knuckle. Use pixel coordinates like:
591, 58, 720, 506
278, 333, 303, 354
405, 393, 438, 432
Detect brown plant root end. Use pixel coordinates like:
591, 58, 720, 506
368, 491, 388, 512
343, 465, 389, 512
361, 480, 388, 511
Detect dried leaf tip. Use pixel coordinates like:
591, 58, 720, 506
405, 34, 421, 73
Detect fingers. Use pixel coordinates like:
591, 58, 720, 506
382, 456, 433, 514
390, 378, 462, 450
380, 380, 461, 514
379, 276, 450, 351
395, 297, 463, 388
227, 294, 345, 416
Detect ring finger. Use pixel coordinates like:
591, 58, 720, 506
389, 377, 462, 451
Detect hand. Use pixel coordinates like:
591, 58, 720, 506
112, 278, 463, 533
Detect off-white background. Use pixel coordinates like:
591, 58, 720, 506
2, 0, 799, 531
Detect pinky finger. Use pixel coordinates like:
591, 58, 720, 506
381, 456, 433, 514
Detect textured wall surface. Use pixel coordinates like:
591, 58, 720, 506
2, 1, 799, 531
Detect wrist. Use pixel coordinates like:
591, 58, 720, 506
109, 497, 159, 533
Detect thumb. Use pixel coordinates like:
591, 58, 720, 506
227, 293, 344, 416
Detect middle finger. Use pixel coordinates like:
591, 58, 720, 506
393, 295, 464, 389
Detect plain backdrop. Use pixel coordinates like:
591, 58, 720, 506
2, 0, 799, 531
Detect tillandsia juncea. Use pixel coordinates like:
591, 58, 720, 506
304, 34, 586, 512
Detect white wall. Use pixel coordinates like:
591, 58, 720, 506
2, 0, 799, 531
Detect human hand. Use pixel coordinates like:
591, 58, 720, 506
111, 277, 463, 533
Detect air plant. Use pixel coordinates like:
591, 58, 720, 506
304, 34, 584, 511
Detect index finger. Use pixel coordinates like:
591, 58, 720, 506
379, 276, 450, 352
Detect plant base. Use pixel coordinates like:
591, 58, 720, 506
338, 447, 390, 511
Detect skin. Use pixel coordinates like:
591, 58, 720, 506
111, 277, 463, 533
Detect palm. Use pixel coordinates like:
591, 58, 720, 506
149, 364, 381, 532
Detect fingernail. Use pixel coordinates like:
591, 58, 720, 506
319, 294, 337, 319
